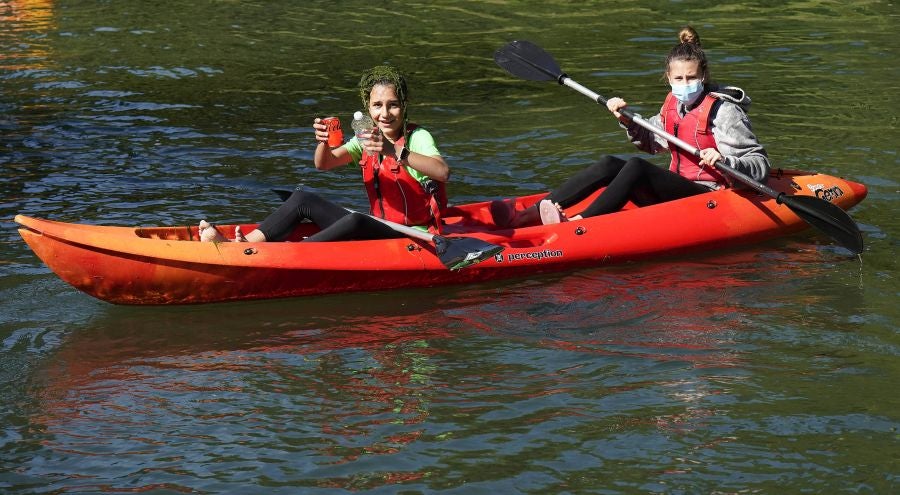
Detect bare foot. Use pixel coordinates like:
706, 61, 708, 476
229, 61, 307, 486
539, 200, 569, 225
490, 199, 544, 228
234, 226, 248, 242
198, 220, 228, 242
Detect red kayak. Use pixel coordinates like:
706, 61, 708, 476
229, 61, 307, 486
15, 169, 866, 305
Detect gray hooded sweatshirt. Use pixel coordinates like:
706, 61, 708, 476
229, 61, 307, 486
624, 85, 771, 186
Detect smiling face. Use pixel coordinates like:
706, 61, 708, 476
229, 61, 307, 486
367, 83, 405, 140
666, 59, 703, 87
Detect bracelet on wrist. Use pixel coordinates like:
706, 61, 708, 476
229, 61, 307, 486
398, 146, 410, 162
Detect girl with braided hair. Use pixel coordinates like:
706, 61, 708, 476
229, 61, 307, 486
200, 65, 450, 242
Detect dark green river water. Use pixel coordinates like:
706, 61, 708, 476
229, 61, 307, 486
2, 1, 898, 493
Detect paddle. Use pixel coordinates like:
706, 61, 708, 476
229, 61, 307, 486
271, 187, 503, 270
494, 40, 864, 255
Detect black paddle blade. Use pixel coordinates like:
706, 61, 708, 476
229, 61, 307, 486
781, 194, 864, 254
272, 187, 294, 201
494, 40, 565, 82
433, 235, 504, 271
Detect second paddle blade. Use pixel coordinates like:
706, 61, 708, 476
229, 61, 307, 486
494, 40, 563, 82
434, 236, 504, 271
781, 194, 864, 254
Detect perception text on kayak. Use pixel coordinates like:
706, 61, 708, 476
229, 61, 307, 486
506, 249, 564, 262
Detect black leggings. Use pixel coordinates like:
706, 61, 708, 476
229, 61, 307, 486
545, 155, 711, 217
256, 188, 403, 242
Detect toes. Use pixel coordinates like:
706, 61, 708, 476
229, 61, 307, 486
233, 226, 247, 242
199, 220, 222, 242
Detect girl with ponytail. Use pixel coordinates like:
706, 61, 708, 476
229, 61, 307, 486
493, 26, 770, 227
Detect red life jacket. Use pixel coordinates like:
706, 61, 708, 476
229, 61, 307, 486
660, 92, 728, 185
359, 124, 447, 231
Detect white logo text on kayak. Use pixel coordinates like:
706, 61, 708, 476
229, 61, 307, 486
505, 249, 564, 263
806, 183, 845, 203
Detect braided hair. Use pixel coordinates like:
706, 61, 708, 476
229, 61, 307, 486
358, 65, 410, 140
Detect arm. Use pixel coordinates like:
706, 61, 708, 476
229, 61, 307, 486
389, 144, 450, 182
312, 118, 353, 171
380, 127, 451, 183
607, 97, 668, 155
707, 103, 771, 182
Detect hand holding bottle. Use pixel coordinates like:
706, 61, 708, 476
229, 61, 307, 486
351, 111, 376, 155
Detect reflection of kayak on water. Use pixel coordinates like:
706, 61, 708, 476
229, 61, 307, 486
15, 169, 866, 305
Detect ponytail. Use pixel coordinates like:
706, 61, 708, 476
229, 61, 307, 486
678, 25, 701, 46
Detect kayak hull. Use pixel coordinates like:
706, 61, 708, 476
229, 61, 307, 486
16, 170, 867, 305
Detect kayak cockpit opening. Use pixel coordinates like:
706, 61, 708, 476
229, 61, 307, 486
134, 223, 320, 242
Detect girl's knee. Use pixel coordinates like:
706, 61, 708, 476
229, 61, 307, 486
624, 156, 646, 167
343, 212, 370, 229
287, 188, 313, 201
586, 162, 608, 176
623, 157, 656, 174
286, 188, 326, 209
590, 155, 623, 173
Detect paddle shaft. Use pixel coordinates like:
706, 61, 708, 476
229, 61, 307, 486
358, 209, 505, 270
355, 209, 435, 242
269, 187, 435, 242
558, 78, 784, 201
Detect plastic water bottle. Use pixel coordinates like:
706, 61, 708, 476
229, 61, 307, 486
351, 111, 374, 142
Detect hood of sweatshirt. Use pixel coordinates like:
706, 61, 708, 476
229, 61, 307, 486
709, 85, 751, 111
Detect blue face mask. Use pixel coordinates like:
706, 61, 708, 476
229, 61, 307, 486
671, 80, 704, 105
